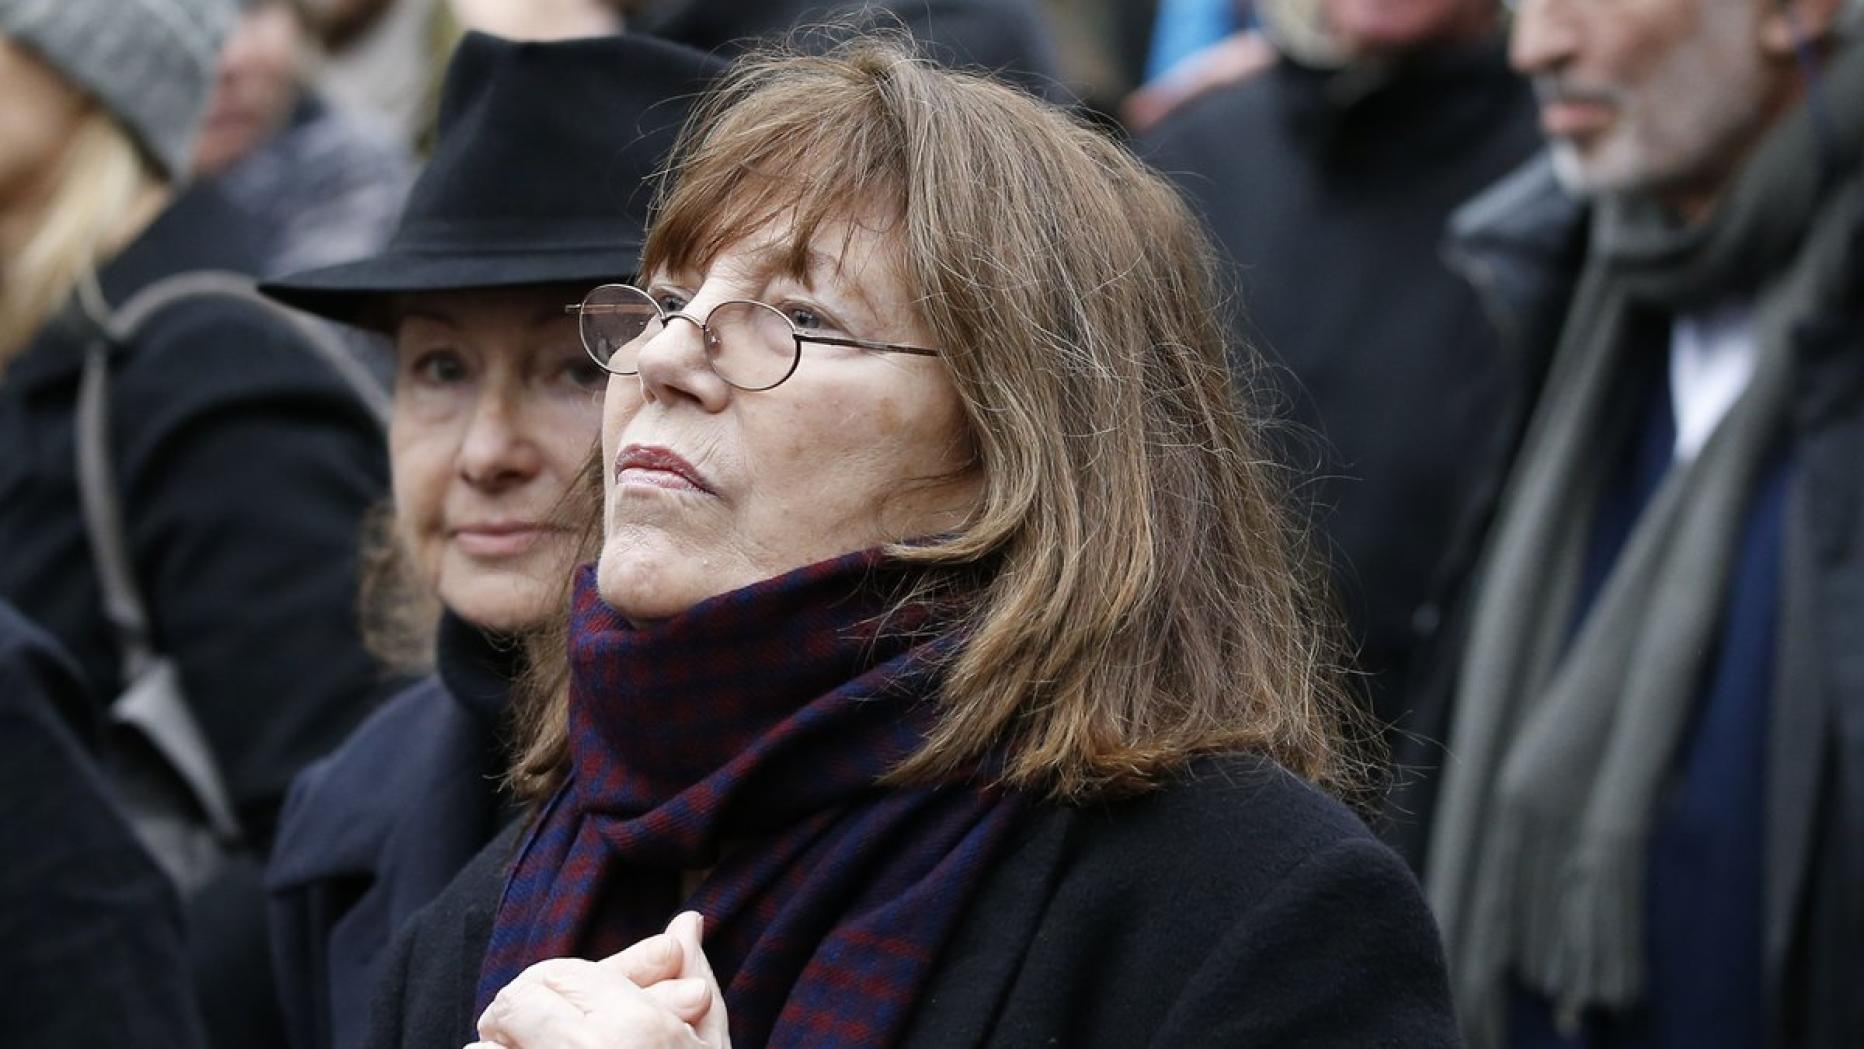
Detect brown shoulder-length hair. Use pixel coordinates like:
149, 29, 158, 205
511, 36, 1367, 806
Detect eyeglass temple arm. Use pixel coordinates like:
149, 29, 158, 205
800, 333, 940, 357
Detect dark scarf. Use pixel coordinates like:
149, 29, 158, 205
1426, 44, 1864, 1044
476, 551, 1025, 1047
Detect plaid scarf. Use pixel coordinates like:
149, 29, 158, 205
476, 551, 1026, 1047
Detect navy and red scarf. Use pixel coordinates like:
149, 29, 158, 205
476, 551, 1026, 1047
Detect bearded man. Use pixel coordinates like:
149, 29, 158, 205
1417, 0, 1864, 1046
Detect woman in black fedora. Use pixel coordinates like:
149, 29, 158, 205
260, 31, 724, 1049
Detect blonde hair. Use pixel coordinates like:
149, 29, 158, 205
512, 38, 1367, 804
0, 109, 159, 366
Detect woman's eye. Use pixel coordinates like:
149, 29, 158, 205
785, 305, 826, 331
565, 355, 608, 391
651, 290, 689, 314
410, 350, 468, 384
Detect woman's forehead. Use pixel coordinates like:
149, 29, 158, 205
660, 212, 906, 297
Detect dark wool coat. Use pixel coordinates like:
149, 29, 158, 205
0, 181, 403, 842
365, 754, 1460, 1048
1140, 40, 1541, 733
0, 602, 205, 1049
269, 612, 520, 1049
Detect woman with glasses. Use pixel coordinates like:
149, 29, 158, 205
371, 37, 1458, 1049
258, 32, 721, 1049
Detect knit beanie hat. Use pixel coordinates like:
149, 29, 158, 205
0, 0, 234, 181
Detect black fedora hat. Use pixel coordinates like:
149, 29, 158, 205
262, 31, 726, 329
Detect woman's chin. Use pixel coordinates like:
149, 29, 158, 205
440, 579, 552, 636
595, 549, 708, 624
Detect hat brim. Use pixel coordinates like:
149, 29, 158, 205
260, 241, 646, 331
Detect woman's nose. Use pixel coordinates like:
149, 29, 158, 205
457, 389, 542, 489
1510, 0, 1579, 77
633, 309, 732, 411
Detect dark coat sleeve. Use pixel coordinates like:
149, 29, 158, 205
269, 676, 512, 1049
362, 820, 521, 1049
1154, 838, 1461, 1047
0, 604, 207, 1049
111, 299, 397, 841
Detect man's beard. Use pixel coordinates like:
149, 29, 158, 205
1537, 2, 1771, 202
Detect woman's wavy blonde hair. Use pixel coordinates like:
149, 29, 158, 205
511, 36, 1368, 805
0, 108, 158, 366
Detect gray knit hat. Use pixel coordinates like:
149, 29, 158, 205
0, 0, 234, 181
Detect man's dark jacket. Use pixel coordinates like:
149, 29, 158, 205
0, 181, 400, 840
1141, 41, 1541, 730
269, 612, 520, 1049
363, 754, 1460, 1048
1392, 158, 1864, 1048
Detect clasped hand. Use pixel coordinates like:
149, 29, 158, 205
468, 911, 731, 1049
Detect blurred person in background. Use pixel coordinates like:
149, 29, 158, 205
261, 32, 723, 1049
195, 0, 413, 279
1125, 0, 1266, 132
1140, 0, 1542, 750
298, 0, 444, 143
0, 0, 405, 1043
448, 0, 633, 40
1, 600, 206, 1049
641, 0, 1069, 103
1416, 0, 1864, 1045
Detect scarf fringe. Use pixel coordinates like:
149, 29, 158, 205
1466, 810, 1648, 1038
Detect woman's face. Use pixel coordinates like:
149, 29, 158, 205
392, 285, 607, 633
195, 1, 306, 176
596, 216, 980, 621
0, 36, 89, 216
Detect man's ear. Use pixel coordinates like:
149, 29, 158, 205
1761, 0, 1846, 57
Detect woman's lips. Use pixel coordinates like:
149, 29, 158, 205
451, 522, 555, 558
614, 444, 713, 494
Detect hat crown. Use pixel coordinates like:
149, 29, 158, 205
391, 32, 721, 261
260, 31, 726, 328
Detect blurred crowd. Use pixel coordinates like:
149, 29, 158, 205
1, 0, 1860, 1047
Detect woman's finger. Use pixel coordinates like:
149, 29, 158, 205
643, 976, 713, 1023
667, 912, 732, 1048
477, 974, 601, 1048
597, 932, 686, 987
482, 955, 711, 1048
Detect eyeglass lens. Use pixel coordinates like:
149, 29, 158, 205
578, 284, 799, 391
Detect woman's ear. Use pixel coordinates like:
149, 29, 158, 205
1760, 0, 1846, 58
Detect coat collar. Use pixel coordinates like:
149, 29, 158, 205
433, 609, 521, 725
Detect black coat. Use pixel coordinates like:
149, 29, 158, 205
269, 611, 520, 1049
1141, 42, 1541, 731
0, 181, 403, 840
0, 601, 205, 1049
365, 754, 1459, 1048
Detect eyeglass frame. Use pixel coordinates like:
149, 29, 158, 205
564, 282, 941, 392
